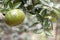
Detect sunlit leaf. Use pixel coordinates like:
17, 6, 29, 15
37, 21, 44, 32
13, 2, 21, 9
39, 9, 47, 17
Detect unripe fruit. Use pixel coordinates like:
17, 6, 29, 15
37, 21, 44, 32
5, 9, 25, 26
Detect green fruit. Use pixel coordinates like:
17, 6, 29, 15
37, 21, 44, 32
5, 9, 25, 26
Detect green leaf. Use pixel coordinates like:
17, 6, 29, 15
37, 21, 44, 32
43, 19, 49, 27
3, 0, 11, 8
51, 7, 59, 19
45, 31, 53, 36
39, 9, 47, 17
32, 0, 41, 5
8, 1, 13, 9
13, 0, 21, 3
30, 22, 38, 27
41, 18, 53, 31
53, 7, 60, 14
27, 5, 34, 11
0, 8, 9, 14
40, 0, 49, 6
36, 13, 44, 23
3, 0, 11, 3
13, 2, 22, 9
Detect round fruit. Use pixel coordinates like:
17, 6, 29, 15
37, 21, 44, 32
5, 9, 25, 26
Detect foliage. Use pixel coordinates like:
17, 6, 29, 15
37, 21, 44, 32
0, 0, 60, 36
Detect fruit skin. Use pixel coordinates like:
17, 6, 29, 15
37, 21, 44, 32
5, 9, 25, 26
